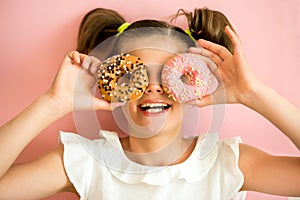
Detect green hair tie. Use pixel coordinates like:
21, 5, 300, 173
117, 23, 196, 42
117, 22, 131, 36
185, 28, 196, 42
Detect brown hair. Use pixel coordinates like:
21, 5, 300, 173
76, 7, 236, 55
77, 8, 125, 54
176, 8, 236, 53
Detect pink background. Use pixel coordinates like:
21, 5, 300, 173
0, 0, 299, 199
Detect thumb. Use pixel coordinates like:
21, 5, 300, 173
93, 98, 125, 111
187, 95, 212, 107
93, 98, 112, 111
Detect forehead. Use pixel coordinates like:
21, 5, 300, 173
129, 48, 176, 65
119, 35, 188, 58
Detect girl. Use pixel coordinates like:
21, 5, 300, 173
0, 7, 299, 200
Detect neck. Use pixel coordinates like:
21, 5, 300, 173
120, 127, 197, 166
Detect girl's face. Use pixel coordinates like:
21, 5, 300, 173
122, 48, 186, 138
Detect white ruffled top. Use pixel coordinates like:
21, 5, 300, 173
60, 130, 246, 200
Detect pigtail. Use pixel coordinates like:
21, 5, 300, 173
77, 8, 126, 54
177, 8, 236, 54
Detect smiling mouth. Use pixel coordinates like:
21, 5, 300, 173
139, 103, 171, 114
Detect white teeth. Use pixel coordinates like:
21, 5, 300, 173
140, 103, 168, 108
139, 103, 170, 114
147, 108, 163, 113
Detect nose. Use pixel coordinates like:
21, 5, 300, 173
145, 83, 163, 94
144, 63, 164, 94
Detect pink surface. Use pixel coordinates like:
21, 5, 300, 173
0, 0, 299, 199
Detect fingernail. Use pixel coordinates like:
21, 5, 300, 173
82, 57, 90, 70
195, 41, 202, 47
74, 51, 80, 64
188, 47, 197, 52
111, 101, 126, 109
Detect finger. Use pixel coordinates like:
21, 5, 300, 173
189, 46, 209, 57
81, 56, 101, 76
72, 51, 81, 64
189, 47, 222, 63
197, 39, 232, 61
224, 26, 243, 55
67, 51, 88, 65
89, 56, 101, 75
93, 98, 113, 111
82, 56, 91, 70
66, 51, 75, 63
198, 55, 218, 75
189, 46, 223, 66
93, 98, 125, 111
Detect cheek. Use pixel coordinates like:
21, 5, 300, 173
127, 102, 138, 118
173, 101, 183, 108
169, 102, 183, 118
126, 102, 151, 126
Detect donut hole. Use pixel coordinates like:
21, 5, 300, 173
117, 72, 133, 86
180, 74, 192, 85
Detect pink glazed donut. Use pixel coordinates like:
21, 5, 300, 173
162, 53, 218, 102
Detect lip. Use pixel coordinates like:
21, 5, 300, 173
137, 99, 172, 117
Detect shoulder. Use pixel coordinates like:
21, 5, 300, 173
216, 136, 242, 160
215, 136, 244, 171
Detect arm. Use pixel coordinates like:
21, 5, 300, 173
189, 26, 300, 150
189, 26, 300, 196
0, 146, 78, 200
239, 143, 300, 196
0, 51, 113, 198
244, 82, 300, 150
0, 94, 66, 178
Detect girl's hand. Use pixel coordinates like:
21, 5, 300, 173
188, 26, 262, 107
46, 51, 117, 113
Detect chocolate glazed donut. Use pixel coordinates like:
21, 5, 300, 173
98, 53, 149, 103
